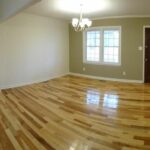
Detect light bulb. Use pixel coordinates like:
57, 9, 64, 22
82, 18, 88, 24
87, 20, 92, 27
79, 21, 85, 28
72, 18, 79, 27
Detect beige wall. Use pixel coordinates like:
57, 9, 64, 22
69, 18, 150, 81
0, 13, 69, 89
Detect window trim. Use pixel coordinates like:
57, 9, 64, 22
83, 26, 122, 66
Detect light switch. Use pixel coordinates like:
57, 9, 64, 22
138, 46, 143, 51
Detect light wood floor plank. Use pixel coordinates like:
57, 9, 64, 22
0, 75, 150, 150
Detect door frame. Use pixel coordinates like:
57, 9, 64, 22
143, 26, 150, 83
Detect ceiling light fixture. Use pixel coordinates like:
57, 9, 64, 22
72, 4, 92, 32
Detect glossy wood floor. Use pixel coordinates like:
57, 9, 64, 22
0, 75, 150, 150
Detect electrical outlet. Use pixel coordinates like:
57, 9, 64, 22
122, 71, 126, 76
83, 67, 86, 71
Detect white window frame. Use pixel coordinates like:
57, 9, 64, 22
83, 26, 122, 66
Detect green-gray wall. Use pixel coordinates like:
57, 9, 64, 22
69, 18, 150, 81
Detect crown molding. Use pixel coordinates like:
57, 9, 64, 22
91, 15, 150, 21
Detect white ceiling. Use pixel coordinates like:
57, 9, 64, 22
25, 0, 150, 20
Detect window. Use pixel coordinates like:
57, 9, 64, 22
83, 26, 121, 65
86, 31, 100, 62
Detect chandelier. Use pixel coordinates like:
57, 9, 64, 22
72, 4, 92, 32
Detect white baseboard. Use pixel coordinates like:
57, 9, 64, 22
0, 72, 143, 90
0, 73, 69, 90
69, 72, 143, 83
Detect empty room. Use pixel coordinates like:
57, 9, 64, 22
0, 0, 150, 150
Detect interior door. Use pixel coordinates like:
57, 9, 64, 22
145, 28, 150, 83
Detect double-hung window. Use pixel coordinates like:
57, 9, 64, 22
83, 26, 121, 65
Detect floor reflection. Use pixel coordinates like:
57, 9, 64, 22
69, 141, 89, 150
103, 94, 119, 109
86, 89, 119, 109
86, 89, 100, 105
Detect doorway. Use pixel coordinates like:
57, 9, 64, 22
144, 27, 150, 83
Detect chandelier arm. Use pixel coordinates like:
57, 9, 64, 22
75, 24, 81, 32
81, 26, 85, 31
76, 21, 80, 31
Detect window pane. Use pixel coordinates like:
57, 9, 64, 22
104, 47, 119, 63
108, 31, 114, 38
114, 31, 119, 38
114, 39, 119, 47
103, 29, 120, 63
87, 47, 99, 62
87, 31, 100, 39
109, 39, 114, 47
86, 31, 100, 62
96, 39, 100, 46
96, 33, 100, 38
104, 39, 109, 47
104, 32, 109, 39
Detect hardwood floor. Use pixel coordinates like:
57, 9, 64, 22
0, 75, 150, 150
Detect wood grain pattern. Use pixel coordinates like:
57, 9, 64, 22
0, 75, 150, 150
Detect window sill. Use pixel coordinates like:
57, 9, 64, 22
83, 61, 121, 66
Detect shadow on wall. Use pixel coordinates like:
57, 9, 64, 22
0, 0, 40, 23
